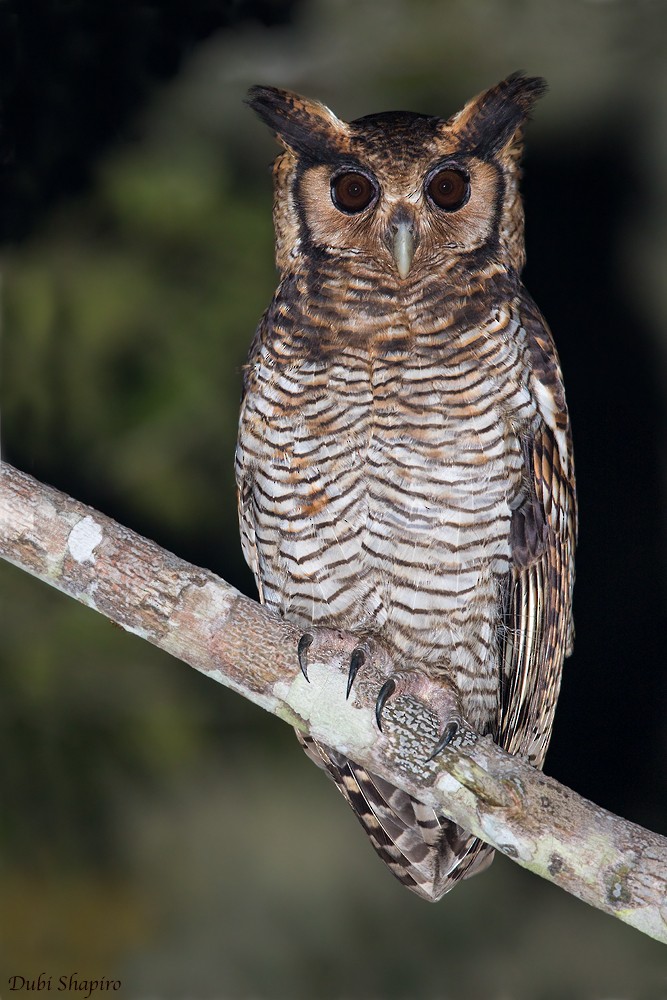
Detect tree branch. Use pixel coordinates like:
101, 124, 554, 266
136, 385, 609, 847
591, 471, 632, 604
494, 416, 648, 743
1, 461, 666, 943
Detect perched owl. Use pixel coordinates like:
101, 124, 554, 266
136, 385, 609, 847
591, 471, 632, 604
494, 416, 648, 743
236, 73, 576, 900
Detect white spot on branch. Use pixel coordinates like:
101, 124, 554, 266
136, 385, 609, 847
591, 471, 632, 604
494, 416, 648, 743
68, 516, 103, 563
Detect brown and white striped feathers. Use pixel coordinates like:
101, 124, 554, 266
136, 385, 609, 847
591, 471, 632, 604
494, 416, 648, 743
236, 73, 576, 901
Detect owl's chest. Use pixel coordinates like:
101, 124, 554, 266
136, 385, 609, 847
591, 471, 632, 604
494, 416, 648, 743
238, 331, 532, 648
250, 341, 526, 519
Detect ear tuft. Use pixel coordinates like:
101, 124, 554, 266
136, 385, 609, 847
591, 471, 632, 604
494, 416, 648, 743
453, 72, 547, 159
246, 86, 350, 160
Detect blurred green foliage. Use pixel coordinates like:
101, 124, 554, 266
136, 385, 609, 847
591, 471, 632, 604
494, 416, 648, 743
4, 135, 275, 561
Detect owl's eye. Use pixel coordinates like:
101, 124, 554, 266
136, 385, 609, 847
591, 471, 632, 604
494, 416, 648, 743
426, 168, 470, 211
331, 172, 377, 213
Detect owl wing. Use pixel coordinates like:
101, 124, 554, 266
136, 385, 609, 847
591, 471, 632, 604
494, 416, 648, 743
235, 314, 270, 604
236, 466, 262, 602
498, 293, 577, 766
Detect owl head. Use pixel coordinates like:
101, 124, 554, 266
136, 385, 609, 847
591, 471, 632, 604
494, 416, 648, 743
247, 73, 545, 283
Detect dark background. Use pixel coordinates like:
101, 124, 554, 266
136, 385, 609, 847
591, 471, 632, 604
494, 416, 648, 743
2, 1, 667, 995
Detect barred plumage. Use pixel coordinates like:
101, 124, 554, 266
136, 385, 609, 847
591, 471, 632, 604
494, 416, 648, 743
237, 74, 576, 900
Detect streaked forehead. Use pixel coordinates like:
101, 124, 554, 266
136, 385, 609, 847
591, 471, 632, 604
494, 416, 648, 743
349, 111, 444, 163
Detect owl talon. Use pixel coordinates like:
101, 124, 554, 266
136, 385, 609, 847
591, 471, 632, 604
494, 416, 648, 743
426, 721, 459, 761
297, 632, 314, 682
373, 670, 462, 750
346, 647, 366, 699
375, 678, 397, 732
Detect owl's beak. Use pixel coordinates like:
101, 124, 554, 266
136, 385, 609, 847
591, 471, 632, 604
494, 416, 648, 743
391, 219, 416, 279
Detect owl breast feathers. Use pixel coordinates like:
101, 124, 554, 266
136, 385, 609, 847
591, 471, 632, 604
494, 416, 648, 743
236, 73, 576, 901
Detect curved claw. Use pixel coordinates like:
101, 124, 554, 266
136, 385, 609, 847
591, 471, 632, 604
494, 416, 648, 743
375, 679, 396, 732
297, 633, 314, 683
425, 721, 459, 762
346, 647, 366, 699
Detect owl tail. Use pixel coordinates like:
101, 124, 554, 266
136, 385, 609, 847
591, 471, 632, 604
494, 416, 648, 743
297, 733, 494, 901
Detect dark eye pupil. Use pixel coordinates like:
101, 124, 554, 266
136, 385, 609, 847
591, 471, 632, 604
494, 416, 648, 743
332, 172, 376, 213
427, 168, 469, 211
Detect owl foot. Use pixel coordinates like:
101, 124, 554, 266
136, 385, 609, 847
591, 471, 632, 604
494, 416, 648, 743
297, 631, 379, 690
374, 670, 462, 761
297, 632, 314, 682
346, 645, 369, 699
374, 678, 396, 730
425, 722, 460, 761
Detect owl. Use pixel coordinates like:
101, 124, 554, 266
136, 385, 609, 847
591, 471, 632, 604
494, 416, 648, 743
236, 73, 576, 900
